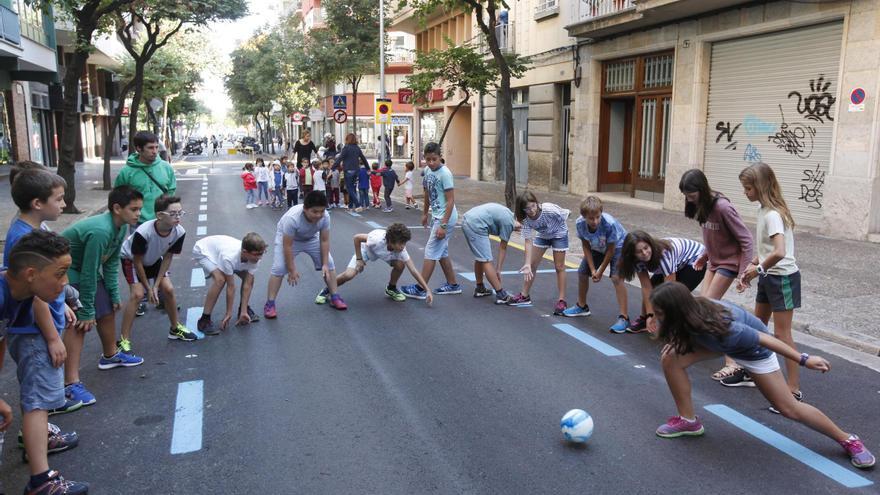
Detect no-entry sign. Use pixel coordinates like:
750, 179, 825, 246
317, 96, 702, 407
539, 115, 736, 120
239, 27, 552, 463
333, 109, 347, 124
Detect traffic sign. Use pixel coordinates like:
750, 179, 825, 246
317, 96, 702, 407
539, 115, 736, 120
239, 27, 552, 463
398, 89, 413, 104
849, 87, 866, 112
333, 109, 348, 124
333, 95, 347, 109
308, 109, 324, 121
375, 98, 392, 124
292, 112, 303, 123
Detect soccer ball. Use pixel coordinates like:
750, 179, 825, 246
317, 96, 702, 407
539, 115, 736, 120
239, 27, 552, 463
560, 409, 594, 443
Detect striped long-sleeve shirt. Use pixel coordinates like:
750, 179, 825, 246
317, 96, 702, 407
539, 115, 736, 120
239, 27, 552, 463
637, 238, 705, 276
522, 203, 570, 241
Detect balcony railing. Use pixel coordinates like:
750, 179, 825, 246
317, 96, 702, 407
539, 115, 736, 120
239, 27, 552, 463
576, 0, 635, 23
478, 22, 515, 56
388, 48, 414, 64
535, 0, 559, 20
0, 5, 21, 46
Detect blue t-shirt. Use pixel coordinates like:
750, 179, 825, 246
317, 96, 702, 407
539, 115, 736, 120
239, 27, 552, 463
575, 213, 627, 254
692, 300, 773, 361
423, 165, 457, 221
358, 167, 370, 189
464, 203, 515, 241
0, 275, 36, 338
4, 219, 67, 334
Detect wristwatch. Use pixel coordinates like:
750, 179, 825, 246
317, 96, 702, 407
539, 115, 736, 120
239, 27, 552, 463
439, 223, 448, 229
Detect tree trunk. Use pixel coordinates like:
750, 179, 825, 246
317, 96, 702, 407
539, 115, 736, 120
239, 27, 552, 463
498, 69, 516, 208
147, 105, 159, 134
103, 80, 135, 190
127, 63, 146, 144
349, 76, 360, 138
58, 28, 95, 214
438, 95, 469, 146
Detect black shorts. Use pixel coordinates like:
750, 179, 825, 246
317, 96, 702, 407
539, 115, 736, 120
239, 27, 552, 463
121, 258, 165, 285
756, 271, 801, 312
650, 264, 705, 292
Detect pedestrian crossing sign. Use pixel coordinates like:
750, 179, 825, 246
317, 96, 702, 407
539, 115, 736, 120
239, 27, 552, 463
333, 95, 347, 109
375, 98, 392, 124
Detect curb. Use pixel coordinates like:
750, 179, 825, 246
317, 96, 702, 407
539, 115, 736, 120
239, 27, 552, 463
793, 321, 880, 357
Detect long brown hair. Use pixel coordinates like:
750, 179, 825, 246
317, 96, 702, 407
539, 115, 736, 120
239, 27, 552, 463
650, 282, 731, 355
618, 230, 671, 281
679, 169, 720, 224
739, 162, 795, 229
344, 133, 358, 145
514, 190, 538, 222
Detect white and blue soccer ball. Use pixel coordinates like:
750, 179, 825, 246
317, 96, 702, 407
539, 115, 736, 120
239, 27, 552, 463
560, 409, 594, 443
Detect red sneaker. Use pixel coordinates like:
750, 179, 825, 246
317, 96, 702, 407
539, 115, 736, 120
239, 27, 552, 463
329, 294, 348, 310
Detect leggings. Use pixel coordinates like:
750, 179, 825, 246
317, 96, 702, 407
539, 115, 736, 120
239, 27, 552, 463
650, 265, 706, 292
384, 185, 394, 208
257, 182, 269, 201
244, 189, 255, 205
286, 189, 299, 207
371, 187, 381, 206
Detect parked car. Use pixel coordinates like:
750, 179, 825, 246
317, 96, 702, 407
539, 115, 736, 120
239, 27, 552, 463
183, 138, 204, 155
236, 136, 262, 153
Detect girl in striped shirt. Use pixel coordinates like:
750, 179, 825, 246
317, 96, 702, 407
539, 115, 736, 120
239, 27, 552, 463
618, 231, 706, 333
508, 191, 571, 315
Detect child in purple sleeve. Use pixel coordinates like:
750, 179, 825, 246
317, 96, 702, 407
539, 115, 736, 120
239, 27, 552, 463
679, 169, 754, 382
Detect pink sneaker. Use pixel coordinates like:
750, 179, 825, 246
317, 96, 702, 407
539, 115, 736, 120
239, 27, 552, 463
329, 294, 348, 310
656, 416, 705, 438
840, 435, 876, 468
263, 301, 277, 319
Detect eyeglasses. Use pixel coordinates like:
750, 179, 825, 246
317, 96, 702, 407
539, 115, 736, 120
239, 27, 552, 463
524, 203, 539, 212
160, 211, 187, 218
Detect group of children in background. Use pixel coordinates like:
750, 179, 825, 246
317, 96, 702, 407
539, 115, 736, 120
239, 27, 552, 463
241, 156, 417, 213
0, 139, 873, 495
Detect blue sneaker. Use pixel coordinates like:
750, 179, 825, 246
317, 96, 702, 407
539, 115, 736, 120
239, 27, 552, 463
98, 351, 144, 370
563, 304, 591, 317
400, 284, 427, 300
609, 315, 630, 334
64, 382, 96, 406
433, 283, 462, 295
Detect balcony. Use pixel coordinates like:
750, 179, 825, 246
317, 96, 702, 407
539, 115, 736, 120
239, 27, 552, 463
388, 47, 414, 64
535, 0, 560, 21
566, 0, 756, 40
478, 22, 515, 56
0, 5, 21, 47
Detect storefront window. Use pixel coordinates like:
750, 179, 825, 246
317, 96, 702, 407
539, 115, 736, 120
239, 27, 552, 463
0, 94, 11, 165
31, 108, 45, 164
420, 111, 444, 144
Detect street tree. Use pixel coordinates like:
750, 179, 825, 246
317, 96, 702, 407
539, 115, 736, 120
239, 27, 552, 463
405, 38, 526, 146
401, 0, 525, 207
307, 0, 382, 136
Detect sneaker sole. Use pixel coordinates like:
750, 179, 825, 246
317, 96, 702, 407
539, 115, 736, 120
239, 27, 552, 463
435, 290, 463, 295
403, 293, 427, 300
564, 312, 591, 317
386, 293, 407, 302
264, 314, 277, 319
609, 328, 627, 334
48, 402, 85, 416
626, 328, 649, 334
473, 292, 493, 298
720, 380, 757, 388
168, 334, 197, 342
656, 427, 705, 438
506, 302, 533, 307
852, 458, 876, 469
98, 360, 144, 370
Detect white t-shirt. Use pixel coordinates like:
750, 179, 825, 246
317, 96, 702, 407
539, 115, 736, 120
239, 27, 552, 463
121, 220, 186, 266
313, 169, 327, 191
193, 235, 259, 275
756, 206, 798, 275
254, 166, 270, 183
404, 170, 413, 192
276, 204, 331, 243
284, 171, 299, 190
361, 229, 410, 263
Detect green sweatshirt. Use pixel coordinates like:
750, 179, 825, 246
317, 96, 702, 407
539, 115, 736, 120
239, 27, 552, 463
62, 212, 127, 320
114, 153, 177, 223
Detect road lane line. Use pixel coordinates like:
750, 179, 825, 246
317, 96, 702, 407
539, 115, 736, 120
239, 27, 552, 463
190, 268, 206, 287
199, 205, 207, 211
366, 220, 383, 229
197, 226, 207, 236
185, 306, 206, 340
199, 214, 207, 222
552, 323, 625, 357
458, 269, 578, 282
170, 380, 204, 455
348, 211, 362, 217
704, 404, 873, 488
200, 197, 207, 203
492, 235, 580, 269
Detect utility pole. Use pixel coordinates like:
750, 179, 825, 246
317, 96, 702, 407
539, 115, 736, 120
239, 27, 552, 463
379, 0, 386, 164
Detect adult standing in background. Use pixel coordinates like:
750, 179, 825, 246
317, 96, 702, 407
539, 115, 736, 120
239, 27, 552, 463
292, 130, 319, 168
114, 131, 177, 224
334, 133, 369, 211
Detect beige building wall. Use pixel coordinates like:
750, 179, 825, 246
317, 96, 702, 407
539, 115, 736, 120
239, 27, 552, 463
568, 0, 880, 241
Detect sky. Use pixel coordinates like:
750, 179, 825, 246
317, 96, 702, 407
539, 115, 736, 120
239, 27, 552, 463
195, 0, 286, 124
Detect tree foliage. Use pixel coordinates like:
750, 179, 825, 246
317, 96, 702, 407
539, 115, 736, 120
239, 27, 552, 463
405, 38, 526, 145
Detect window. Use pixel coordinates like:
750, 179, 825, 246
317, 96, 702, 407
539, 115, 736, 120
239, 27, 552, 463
15, 0, 48, 46
604, 59, 635, 93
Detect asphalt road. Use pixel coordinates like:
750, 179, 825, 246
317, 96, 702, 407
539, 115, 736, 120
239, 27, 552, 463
1, 153, 878, 494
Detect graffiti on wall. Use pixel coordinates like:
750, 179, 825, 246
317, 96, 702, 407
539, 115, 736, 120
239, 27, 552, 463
713, 74, 836, 211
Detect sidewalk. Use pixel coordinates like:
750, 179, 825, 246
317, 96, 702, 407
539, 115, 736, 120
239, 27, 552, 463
438, 177, 880, 357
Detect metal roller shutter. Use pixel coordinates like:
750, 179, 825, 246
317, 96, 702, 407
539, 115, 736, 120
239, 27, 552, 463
703, 22, 843, 228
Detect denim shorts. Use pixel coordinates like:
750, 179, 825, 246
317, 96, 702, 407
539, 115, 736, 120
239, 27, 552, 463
579, 249, 622, 277
7, 333, 65, 412
270, 237, 336, 276
533, 236, 569, 251
424, 218, 457, 261
461, 220, 493, 262
711, 266, 738, 279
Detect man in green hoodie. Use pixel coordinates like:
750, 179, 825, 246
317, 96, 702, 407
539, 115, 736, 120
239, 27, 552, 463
114, 131, 176, 224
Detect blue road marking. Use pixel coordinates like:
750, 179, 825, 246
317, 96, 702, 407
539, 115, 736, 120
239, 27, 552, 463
348, 211, 361, 217
170, 380, 204, 455
190, 268, 206, 288
459, 269, 579, 282
185, 306, 206, 340
366, 220, 383, 229
552, 323, 625, 357
199, 214, 207, 222
197, 226, 207, 236
704, 404, 873, 488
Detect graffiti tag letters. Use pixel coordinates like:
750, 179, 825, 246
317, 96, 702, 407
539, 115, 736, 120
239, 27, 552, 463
768, 105, 815, 159
788, 75, 836, 124
743, 144, 762, 163
799, 163, 825, 209
715, 121, 741, 150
